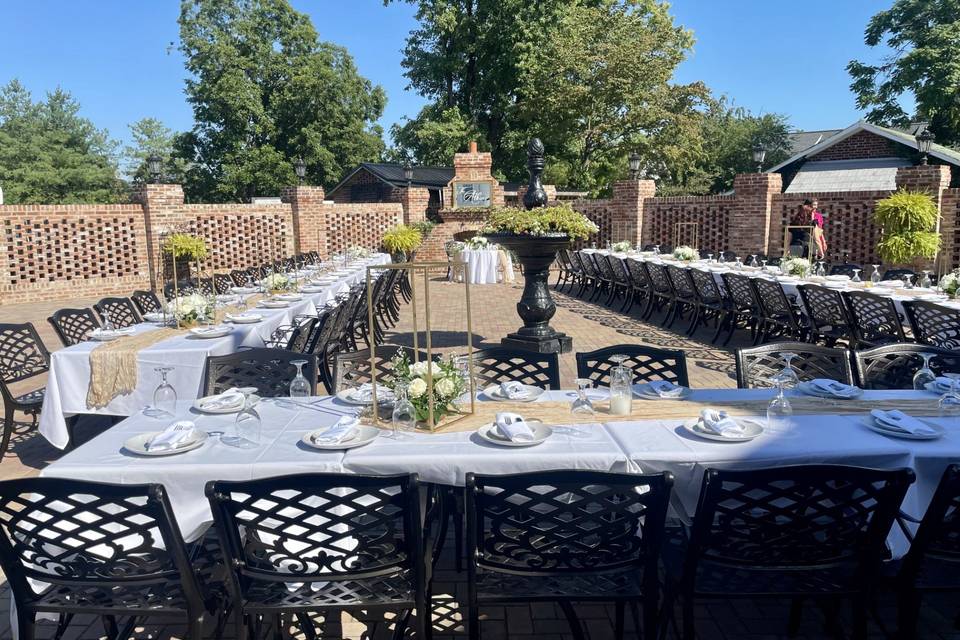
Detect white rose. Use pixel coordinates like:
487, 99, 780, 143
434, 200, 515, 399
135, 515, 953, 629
409, 361, 428, 377
434, 377, 456, 397
408, 378, 427, 399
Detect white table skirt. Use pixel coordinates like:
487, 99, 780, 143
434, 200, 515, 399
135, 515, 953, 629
460, 249, 513, 284
38, 255, 390, 449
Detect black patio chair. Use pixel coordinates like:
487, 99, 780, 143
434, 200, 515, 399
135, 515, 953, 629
573, 251, 601, 299
587, 253, 618, 304
131, 289, 163, 315
663, 465, 914, 640
687, 267, 731, 343
213, 272, 235, 294
718, 272, 763, 346
852, 344, 960, 390
735, 342, 854, 389
468, 347, 561, 390
0, 477, 221, 640
230, 269, 250, 286
606, 254, 634, 311
203, 348, 317, 398
576, 344, 689, 388
665, 265, 698, 332
881, 267, 916, 282
750, 277, 807, 343
47, 307, 101, 347
93, 296, 142, 329
720, 250, 737, 262
206, 473, 427, 640
0, 323, 49, 461
641, 261, 676, 322
554, 248, 579, 292
896, 464, 960, 639
623, 257, 652, 316
465, 470, 673, 640
829, 263, 863, 278
841, 290, 908, 347
333, 345, 430, 393
797, 283, 854, 346
904, 301, 960, 350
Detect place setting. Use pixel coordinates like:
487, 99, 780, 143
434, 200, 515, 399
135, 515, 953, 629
682, 408, 764, 443
475, 411, 552, 447
300, 413, 380, 451
482, 380, 544, 402
186, 324, 234, 339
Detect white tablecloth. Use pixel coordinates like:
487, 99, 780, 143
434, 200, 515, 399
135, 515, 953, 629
461, 249, 513, 284
38, 255, 390, 449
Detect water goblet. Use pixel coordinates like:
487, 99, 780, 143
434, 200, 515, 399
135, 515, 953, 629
817, 261, 826, 277
289, 359, 311, 399
652, 245, 660, 256
775, 352, 800, 394
760, 259, 768, 270
734, 257, 743, 270
706, 253, 714, 263
938, 373, 960, 419
717, 252, 726, 264
148, 366, 177, 418
870, 265, 881, 288
222, 389, 261, 449
851, 269, 862, 284
903, 275, 914, 290
748, 255, 757, 268
101, 309, 115, 332
766, 378, 793, 433
570, 378, 596, 417
920, 271, 933, 289
391, 381, 416, 439
913, 352, 937, 391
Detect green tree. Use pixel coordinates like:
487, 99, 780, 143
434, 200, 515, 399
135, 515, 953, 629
387, 105, 483, 165
698, 103, 791, 194
124, 117, 188, 184
0, 80, 121, 204
848, 0, 960, 146
178, 0, 386, 202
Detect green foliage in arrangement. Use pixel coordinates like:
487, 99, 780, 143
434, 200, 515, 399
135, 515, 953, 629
483, 205, 599, 240
162, 233, 209, 261
381, 225, 424, 256
409, 220, 437, 235
873, 189, 941, 264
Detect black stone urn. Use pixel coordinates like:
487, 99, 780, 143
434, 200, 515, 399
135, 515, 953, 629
494, 138, 573, 354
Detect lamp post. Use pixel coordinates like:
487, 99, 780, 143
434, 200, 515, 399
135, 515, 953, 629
752, 144, 766, 174
146, 155, 162, 184
293, 157, 306, 184
628, 152, 641, 180
403, 161, 414, 189
916, 129, 935, 165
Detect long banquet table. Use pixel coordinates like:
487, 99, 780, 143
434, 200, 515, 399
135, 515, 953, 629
38, 254, 391, 449
41, 388, 958, 558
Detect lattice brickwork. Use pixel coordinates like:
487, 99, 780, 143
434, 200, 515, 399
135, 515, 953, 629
943, 189, 960, 270
325, 204, 403, 255
772, 192, 887, 264
192, 212, 291, 270
643, 197, 733, 251
572, 200, 615, 248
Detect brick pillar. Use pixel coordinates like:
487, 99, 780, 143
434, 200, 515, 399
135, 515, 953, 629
282, 185, 327, 256
447, 141, 504, 208
400, 186, 430, 224
612, 179, 656, 246
133, 183, 185, 290
895, 165, 953, 272
732, 173, 782, 256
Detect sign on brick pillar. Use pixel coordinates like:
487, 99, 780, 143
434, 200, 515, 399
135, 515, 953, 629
137, 183, 185, 291
401, 186, 430, 224
731, 172, 781, 256
612, 179, 655, 246
282, 185, 328, 256
895, 165, 953, 272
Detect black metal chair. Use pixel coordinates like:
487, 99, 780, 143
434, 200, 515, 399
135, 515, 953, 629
333, 345, 430, 393
641, 261, 676, 322
718, 272, 763, 346
468, 347, 561, 390
465, 470, 673, 640
686, 268, 730, 341
573, 251, 601, 299
0, 477, 221, 640
896, 464, 960, 639
131, 289, 163, 315
47, 308, 101, 347
797, 283, 854, 346
206, 473, 427, 639
829, 263, 862, 278
623, 257, 652, 316
663, 465, 914, 640
212, 272, 234, 295
665, 265, 698, 332
0, 323, 49, 461
881, 267, 916, 282
93, 297, 142, 328
904, 301, 960, 350
554, 248, 580, 292
852, 344, 960, 389
606, 254, 634, 311
735, 342, 854, 389
842, 290, 908, 347
750, 278, 807, 343
230, 269, 250, 286
203, 348, 317, 398
576, 344, 689, 388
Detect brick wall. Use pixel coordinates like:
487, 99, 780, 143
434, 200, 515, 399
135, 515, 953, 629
641, 195, 735, 252
417, 209, 489, 261
322, 202, 404, 255
808, 130, 900, 161
447, 142, 505, 209
942, 189, 960, 271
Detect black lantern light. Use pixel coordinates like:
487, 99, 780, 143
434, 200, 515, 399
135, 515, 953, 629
293, 156, 306, 184
402, 161, 414, 188
751, 143, 766, 173
916, 128, 935, 165
146, 154, 162, 184
628, 152, 642, 180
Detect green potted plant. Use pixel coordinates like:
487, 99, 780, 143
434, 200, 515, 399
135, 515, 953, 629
873, 190, 941, 268
381, 224, 423, 262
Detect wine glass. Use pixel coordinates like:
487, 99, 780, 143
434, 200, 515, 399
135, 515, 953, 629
760, 259, 768, 270
706, 253, 714, 262
920, 271, 933, 289
902, 274, 914, 290
608, 354, 633, 416
570, 378, 596, 417
851, 269, 862, 284
913, 353, 937, 391
766, 377, 792, 433
748, 255, 757, 268
652, 245, 660, 256
816, 261, 826, 277
734, 257, 743, 270
289, 359, 310, 399
101, 308, 115, 332
718, 252, 726, 265
938, 374, 960, 419
222, 389, 261, 448
870, 265, 881, 288
775, 352, 800, 394
149, 366, 176, 418
391, 381, 416, 439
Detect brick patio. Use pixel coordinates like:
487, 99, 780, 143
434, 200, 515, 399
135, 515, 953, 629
0, 279, 956, 639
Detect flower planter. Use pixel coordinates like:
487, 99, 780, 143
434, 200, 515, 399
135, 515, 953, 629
487, 232, 573, 354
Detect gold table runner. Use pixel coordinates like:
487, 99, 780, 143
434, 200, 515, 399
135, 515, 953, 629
87, 328, 184, 409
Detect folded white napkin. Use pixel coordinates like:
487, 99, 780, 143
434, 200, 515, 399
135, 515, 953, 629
147, 420, 201, 451
810, 378, 858, 398
225, 313, 261, 323
312, 415, 359, 444
934, 376, 955, 391
192, 325, 224, 334
698, 409, 745, 437
499, 381, 528, 399
870, 410, 937, 436
649, 380, 684, 398
494, 412, 535, 442
203, 388, 245, 411
350, 383, 394, 403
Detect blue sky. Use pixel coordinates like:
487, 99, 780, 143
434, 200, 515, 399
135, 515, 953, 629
0, 0, 903, 149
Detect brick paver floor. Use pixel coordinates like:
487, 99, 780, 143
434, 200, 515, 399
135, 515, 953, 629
0, 279, 956, 638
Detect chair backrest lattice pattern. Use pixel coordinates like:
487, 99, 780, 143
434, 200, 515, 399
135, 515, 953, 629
736, 342, 853, 389
93, 297, 142, 329
48, 309, 101, 347
470, 348, 561, 390
0, 323, 50, 385
904, 301, 960, 350
203, 348, 317, 398
842, 291, 907, 346
576, 345, 689, 388
853, 345, 960, 390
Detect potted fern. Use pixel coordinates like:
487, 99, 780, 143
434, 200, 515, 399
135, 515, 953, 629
382, 224, 423, 262
873, 190, 941, 269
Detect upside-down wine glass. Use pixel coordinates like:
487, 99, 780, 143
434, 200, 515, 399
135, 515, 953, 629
289, 359, 310, 399
766, 376, 792, 433
776, 352, 800, 394
902, 274, 914, 290
938, 374, 960, 419
913, 352, 937, 391
851, 269, 862, 284
222, 389, 261, 448
870, 265, 881, 288
101, 308, 115, 332
920, 271, 933, 289
817, 261, 826, 277
391, 381, 416, 440
149, 366, 177, 418
748, 255, 758, 268
570, 378, 596, 417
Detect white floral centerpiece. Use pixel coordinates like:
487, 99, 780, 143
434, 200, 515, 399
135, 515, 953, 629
939, 268, 960, 297
261, 273, 290, 294
166, 293, 212, 327
347, 246, 371, 260
672, 246, 699, 262
465, 236, 490, 250
612, 241, 632, 253
390, 351, 466, 424
781, 257, 812, 277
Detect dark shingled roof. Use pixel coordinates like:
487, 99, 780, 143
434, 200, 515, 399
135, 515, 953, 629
786, 129, 843, 156
359, 162, 454, 188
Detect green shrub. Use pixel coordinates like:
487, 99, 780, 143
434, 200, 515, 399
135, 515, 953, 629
873, 189, 941, 264
483, 204, 599, 240
162, 233, 208, 261
382, 224, 423, 255
410, 220, 436, 235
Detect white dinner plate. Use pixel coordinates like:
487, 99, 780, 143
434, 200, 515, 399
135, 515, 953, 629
477, 420, 551, 447
826, 275, 850, 282
300, 286, 327, 293
276, 293, 303, 302
230, 287, 258, 294
683, 418, 764, 442
188, 325, 233, 339
258, 300, 289, 309
123, 430, 208, 456
862, 416, 943, 441
143, 312, 169, 323
633, 383, 692, 400
88, 328, 134, 341
225, 313, 263, 324
796, 381, 863, 400
482, 384, 544, 402
301, 425, 380, 450
335, 388, 395, 406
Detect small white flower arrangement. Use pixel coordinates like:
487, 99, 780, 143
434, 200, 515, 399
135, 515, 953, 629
672, 246, 700, 262
390, 351, 466, 424
612, 241, 632, 253
466, 236, 490, 250
939, 268, 960, 297
166, 293, 212, 326
781, 257, 812, 277
347, 246, 371, 259
261, 273, 290, 293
